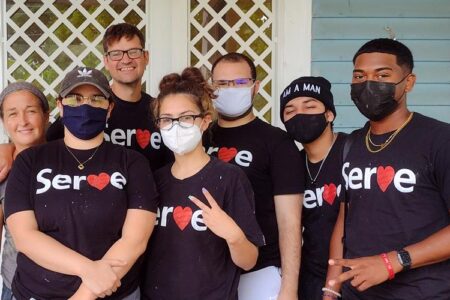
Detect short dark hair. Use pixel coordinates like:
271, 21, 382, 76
103, 23, 145, 52
211, 52, 257, 80
353, 38, 414, 72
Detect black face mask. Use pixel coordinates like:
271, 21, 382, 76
284, 112, 328, 144
350, 75, 409, 121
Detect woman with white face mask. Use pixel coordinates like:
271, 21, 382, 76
142, 67, 264, 300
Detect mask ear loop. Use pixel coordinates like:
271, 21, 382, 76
395, 73, 411, 102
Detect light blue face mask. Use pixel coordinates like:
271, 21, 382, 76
213, 85, 253, 118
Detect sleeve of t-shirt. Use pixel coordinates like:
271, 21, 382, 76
126, 150, 159, 213
433, 130, 450, 210
223, 168, 265, 247
4, 150, 34, 219
46, 117, 64, 141
270, 137, 305, 195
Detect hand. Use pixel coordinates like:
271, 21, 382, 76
80, 259, 126, 298
328, 254, 393, 292
189, 188, 244, 243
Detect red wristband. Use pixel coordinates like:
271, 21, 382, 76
380, 253, 395, 280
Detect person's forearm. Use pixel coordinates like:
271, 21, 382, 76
324, 203, 345, 293
278, 220, 301, 295
227, 229, 258, 271
13, 229, 90, 277
275, 194, 302, 296
102, 210, 156, 279
0, 143, 15, 182
386, 223, 450, 275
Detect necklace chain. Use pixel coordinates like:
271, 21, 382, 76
64, 143, 101, 170
365, 112, 414, 153
305, 133, 337, 185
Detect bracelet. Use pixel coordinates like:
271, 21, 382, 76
321, 287, 341, 298
322, 292, 338, 299
380, 253, 395, 280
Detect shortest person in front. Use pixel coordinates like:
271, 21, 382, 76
5, 67, 158, 299
142, 67, 264, 300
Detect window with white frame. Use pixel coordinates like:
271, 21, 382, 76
3, 0, 147, 118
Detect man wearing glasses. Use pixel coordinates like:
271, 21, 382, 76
45, 23, 172, 172
204, 53, 305, 300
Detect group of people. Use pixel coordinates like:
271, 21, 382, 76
0, 22, 447, 300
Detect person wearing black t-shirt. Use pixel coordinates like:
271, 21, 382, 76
44, 23, 173, 172
0, 82, 49, 299
327, 39, 450, 299
4, 67, 158, 299
142, 67, 264, 300
280, 76, 347, 300
205, 53, 304, 299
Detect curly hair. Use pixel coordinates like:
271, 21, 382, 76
153, 67, 216, 120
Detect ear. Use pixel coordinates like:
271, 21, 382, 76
107, 102, 115, 119
44, 112, 50, 124
252, 80, 261, 96
103, 55, 110, 72
325, 110, 335, 123
405, 73, 416, 93
201, 114, 212, 132
144, 50, 150, 67
57, 99, 64, 117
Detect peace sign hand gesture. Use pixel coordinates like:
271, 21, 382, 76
189, 187, 244, 243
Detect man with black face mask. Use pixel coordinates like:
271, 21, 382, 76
204, 53, 305, 300
280, 76, 347, 300
326, 38, 450, 299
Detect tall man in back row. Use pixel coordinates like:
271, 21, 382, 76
326, 38, 450, 299
204, 52, 305, 299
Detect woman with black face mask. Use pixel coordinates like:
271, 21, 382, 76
280, 76, 347, 300
4, 67, 158, 300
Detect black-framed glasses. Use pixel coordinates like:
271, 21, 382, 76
156, 114, 203, 130
62, 94, 109, 108
105, 48, 145, 61
211, 78, 255, 88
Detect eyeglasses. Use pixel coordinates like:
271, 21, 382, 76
211, 78, 255, 88
62, 94, 110, 108
156, 114, 203, 130
105, 48, 145, 61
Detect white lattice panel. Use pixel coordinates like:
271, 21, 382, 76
189, 0, 274, 123
4, 0, 147, 120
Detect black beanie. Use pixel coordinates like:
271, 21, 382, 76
279, 76, 335, 122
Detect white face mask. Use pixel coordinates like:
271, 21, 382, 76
213, 86, 253, 118
160, 122, 202, 155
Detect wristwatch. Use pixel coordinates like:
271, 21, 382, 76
396, 249, 412, 271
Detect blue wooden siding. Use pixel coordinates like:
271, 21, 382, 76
311, 0, 450, 132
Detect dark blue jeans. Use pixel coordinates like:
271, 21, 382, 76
1, 285, 13, 300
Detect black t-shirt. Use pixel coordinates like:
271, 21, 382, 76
342, 113, 450, 299
4, 140, 158, 300
142, 157, 264, 300
204, 118, 305, 271
46, 92, 173, 171
300, 133, 347, 280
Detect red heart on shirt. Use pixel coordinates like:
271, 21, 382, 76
136, 129, 150, 149
377, 166, 395, 192
173, 206, 193, 231
218, 147, 238, 162
87, 173, 110, 190
323, 183, 337, 205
